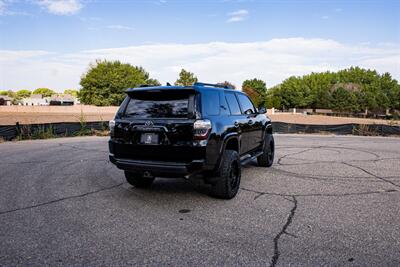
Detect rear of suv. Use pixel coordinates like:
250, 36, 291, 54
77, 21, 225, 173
109, 82, 274, 199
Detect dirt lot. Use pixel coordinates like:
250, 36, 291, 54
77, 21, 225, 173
0, 105, 118, 125
269, 113, 399, 125
0, 105, 398, 126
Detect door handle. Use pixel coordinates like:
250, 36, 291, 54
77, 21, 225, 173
234, 121, 239, 128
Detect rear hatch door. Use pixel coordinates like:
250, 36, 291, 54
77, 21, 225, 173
113, 89, 202, 162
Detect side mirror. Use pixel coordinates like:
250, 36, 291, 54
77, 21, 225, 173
258, 106, 266, 114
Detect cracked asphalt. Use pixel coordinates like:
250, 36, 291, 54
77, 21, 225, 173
0, 134, 399, 266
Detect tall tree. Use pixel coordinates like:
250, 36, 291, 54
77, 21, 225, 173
64, 89, 79, 98
147, 78, 161, 86
79, 60, 159, 106
242, 78, 267, 107
265, 67, 399, 113
174, 69, 198, 86
379, 72, 399, 110
331, 87, 359, 112
16, 89, 32, 99
32, 88, 56, 97
6, 90, 16, 99
265, 86, 282, 109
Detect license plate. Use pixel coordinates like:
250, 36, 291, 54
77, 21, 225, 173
140, 133, 159, 144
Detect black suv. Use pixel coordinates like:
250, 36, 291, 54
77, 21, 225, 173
109, 82, 274, 199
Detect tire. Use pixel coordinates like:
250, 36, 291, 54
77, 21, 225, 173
210, 150, 241, 199
124, 171, 155, 188
257, 134, 275, 167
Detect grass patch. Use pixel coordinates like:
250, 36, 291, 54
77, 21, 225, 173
17, 124, 57, 140
352, 124, 378, 136
74, 110, 92, 136
74, 111, 109, 136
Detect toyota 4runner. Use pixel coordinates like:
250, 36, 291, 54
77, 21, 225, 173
109, 82, 274, 199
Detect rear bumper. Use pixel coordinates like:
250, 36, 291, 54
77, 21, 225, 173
109, 154, 205, 177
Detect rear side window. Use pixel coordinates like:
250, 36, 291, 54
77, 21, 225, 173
202, 90, 220, 116
225, 92, 241, 115
237, 94, 256, 115
124, 90, 191, 118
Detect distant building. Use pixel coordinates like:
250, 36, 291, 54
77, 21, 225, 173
49, 94, 75, 106
0, 96, 12, 106
20, 94, 77, 106
22, 94, 50, 106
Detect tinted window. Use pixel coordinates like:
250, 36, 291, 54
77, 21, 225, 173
219, 91, 230, 115
202, 90, 220, 116
237, 94, 255, 115
124, 90, 190, 118
225, 93, 241, 115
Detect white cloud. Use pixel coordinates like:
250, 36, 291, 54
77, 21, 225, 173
0, 50, 52, 61
228, 9, 248, 16
37, 0, 83, 15
0, 38, 399, 91
227, 9, 248, 23
321, 15, 329, 20
0, 1, 6, 15
106, 25, 134, 31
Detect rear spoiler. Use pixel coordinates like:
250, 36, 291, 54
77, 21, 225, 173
126, 87, 198, 94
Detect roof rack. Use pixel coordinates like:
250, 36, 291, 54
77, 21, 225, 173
194, 82, 233, 89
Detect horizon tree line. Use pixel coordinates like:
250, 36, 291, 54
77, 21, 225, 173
2, 60, 399, 114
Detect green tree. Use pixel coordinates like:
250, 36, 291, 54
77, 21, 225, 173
379, 72, 399, 110
16, 89, 32, 99
79, 60, 159, 106
6, 90, 16, 99
147, 78, 161, 86
331, 87, 359, 112
265, 86, 282, 109
277, 76, 312, 108
267, 67, 399, 113
32, 88, 56, 97
302, 71, 334, 109
64, 89, 79, 98
0, 90, 8, 95
174, 69, 198, 86
242, 78, 267, 107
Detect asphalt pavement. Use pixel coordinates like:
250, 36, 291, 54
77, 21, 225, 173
0, 134, 399, 266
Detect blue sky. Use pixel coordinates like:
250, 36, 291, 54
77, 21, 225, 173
0, 0, 399, 91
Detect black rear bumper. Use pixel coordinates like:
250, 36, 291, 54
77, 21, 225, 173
109, 155, 204, 177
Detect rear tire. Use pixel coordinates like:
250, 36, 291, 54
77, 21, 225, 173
210, 150, 241, 199
257, 134, 274, 167
124, 171, 155, 188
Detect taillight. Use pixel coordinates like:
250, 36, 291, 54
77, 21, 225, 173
193, 119, 211, 140
109, 120, 115, 137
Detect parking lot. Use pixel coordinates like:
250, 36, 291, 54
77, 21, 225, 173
0, 134, 399, 266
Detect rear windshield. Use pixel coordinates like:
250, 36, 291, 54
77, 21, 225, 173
124, 90, 192, 118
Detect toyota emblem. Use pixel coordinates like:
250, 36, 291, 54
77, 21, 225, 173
144, 121, 154, 127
